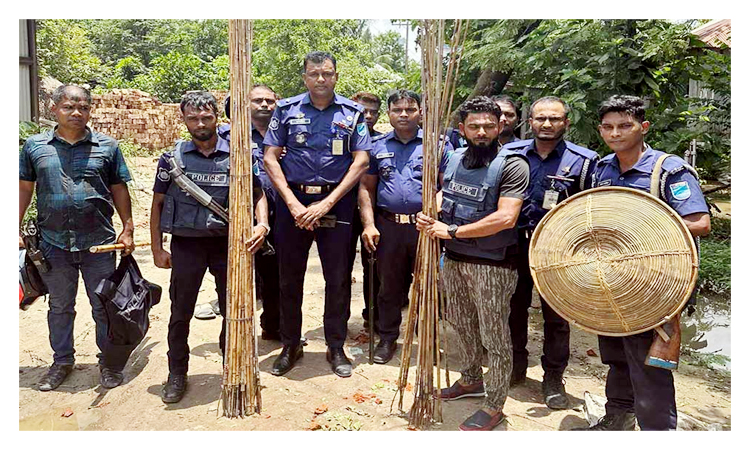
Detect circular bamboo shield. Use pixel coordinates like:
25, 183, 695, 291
528, 187, 698, 337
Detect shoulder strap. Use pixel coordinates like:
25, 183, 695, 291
650, 153, 671, 198
443, 149, 466, 182
173, 141, 186, 169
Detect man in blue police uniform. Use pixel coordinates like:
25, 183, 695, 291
349, 91, 383, 330
575, 95, 710, 431
419, 96, 529, 431
263, 51, 372, 378
218, 85, 281, 341
503, 96, 599, 410
359, 90, 452, 364
19, 85, 135, 391
150, 91, 268, 403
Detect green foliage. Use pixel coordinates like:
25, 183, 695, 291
461, 19, 730, 177
698, 234, 730, 296
19, 122, 49, 223
37, 20, 104, 84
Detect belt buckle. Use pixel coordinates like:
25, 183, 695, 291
396, 214, 409, 224
305, 185, 322, 194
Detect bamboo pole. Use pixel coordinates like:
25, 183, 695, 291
392, 19, 469, 430
221, 19, 261, 418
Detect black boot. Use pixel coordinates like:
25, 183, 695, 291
573, 413, 637, 431
161, 374, 188, 404
542, 373, 570, 410
271, 345, 303, 376
372, 340, 397, 364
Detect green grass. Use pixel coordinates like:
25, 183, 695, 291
697, 216, 731, 296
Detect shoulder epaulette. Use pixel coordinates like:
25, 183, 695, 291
372, 133, 389, 143
502, 139, 533, 152
338, 96, 365, 112
277, 93, 307, 108
564, 141, 599, 160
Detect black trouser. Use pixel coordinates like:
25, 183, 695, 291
508, 229, 570, 377
348, 205, 380, 323
599, 332, 677, 430
167, 235, 228, 375
275, 188, 356, 348
256, 190, 280, 335
375, 214, 418, 341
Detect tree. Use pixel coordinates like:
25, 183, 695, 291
36, 20, 103, 84
460, 19, 730, 177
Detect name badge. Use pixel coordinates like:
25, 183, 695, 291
289, 118, 311, 125
332, 139, 344, 155
542, 189, 560, 210
376, 152, 395, 159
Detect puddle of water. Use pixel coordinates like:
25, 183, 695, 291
681, 293, 731, 369
19, 411, 79, 431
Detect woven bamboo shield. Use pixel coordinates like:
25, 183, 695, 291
529, 187, 698, 337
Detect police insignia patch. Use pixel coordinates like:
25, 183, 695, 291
157, 167, 171, 182
269, 117, 279, 130
295, 133, 306, 144
253, 161, 260, 176
356, 122, 367, 136
669, 181, 691, 200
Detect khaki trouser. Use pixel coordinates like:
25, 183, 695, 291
443, 258, 518, 411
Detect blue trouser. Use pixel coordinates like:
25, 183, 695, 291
275, 188, 355, 348
509, 229, 570, 376
39, 240, 115, 367
257, 188, 280, 335
374, 213, 418, 341
167, 235, 228, 375
599, 332, 677, 430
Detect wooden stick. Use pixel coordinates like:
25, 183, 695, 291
88, 242, 151, 253
221, 19, 261, 418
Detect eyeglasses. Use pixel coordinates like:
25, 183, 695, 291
532, 116, 565, 125
304, 71, 336, 80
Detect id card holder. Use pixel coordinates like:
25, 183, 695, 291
542, 189, 560, 210
332, 139, 344, 155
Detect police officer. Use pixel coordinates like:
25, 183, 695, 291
418, 96, 529, 431
349, 91, 383, 330
491, 95, 522, 145
263, 51, 372, 378
502, 96, 599, 410
220, 85, 281, 341
150, 91, 268, 403
575, 95, 710, 430
360, 90, 451, 364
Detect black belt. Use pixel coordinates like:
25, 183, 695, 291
378, 209, 417, 224
289, 183, 338, 194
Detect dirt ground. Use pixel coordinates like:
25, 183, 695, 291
18, 156, 731, 431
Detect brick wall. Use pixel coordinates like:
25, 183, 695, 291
89, 89, 228, 151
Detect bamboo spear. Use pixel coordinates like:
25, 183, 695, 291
392, 19, 469, 430
221, 19, 261, 418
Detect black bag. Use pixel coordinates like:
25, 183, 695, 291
94, 254, 162, 371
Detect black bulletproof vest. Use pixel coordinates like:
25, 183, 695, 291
159, 141, 230, 237
441, 148, 519, 261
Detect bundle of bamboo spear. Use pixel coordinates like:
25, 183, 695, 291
393, 19, 469, 430
221, 19, 262, 418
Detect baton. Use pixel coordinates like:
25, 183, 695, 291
368, 251, 376, 364
89, 242, 151, 253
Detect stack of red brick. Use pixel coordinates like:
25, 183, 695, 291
90, 89, 228, 151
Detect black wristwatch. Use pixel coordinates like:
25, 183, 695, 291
447, 224, 459, 239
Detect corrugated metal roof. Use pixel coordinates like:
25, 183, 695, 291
693, 19, 731, 48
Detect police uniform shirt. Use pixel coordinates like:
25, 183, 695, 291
263, 93, 373, 185
508, 139, 598, 230
368, 129, 453, 215
594, 145, 709, 217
